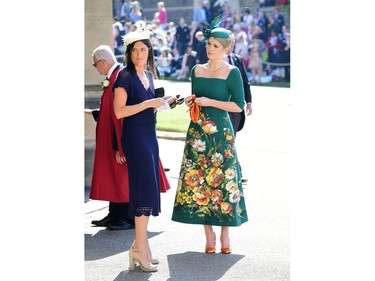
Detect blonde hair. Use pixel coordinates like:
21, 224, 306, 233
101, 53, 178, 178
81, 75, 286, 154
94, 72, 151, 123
212, 36, 232, 49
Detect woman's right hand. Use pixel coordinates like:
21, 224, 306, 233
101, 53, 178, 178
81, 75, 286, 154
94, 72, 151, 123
163, 95, 177, 105
143, 98, 165, 109
184, 94, 196, 108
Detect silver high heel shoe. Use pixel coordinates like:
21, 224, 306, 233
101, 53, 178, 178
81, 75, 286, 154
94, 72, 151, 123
150, 257, 160, 264
131, 241, 159, 264
128, 246, 158, 272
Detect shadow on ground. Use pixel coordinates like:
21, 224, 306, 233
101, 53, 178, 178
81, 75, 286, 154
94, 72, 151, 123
85, 230, 163, 261
112, 251, 245, 281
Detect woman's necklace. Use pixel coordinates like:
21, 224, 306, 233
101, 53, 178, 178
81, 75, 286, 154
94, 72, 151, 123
207, 60, 225, 72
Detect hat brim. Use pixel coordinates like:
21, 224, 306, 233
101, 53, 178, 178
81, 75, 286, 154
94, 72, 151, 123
122, 31, 150, 46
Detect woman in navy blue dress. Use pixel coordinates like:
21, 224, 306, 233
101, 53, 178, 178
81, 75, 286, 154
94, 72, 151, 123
113, 21, 174, 272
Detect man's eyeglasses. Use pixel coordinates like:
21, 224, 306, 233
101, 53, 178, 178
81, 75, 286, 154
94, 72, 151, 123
92, 59, 105, 67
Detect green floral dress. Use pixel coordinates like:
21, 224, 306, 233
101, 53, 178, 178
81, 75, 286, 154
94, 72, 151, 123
171, 65, 248, 226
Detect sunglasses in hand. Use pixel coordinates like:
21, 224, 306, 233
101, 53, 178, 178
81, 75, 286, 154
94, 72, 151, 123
165, 95, 184, 109
170, 97, 185, 109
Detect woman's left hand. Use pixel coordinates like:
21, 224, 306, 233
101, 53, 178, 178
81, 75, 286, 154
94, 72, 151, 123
184, 94, 196, 108
194, 96, 211, 107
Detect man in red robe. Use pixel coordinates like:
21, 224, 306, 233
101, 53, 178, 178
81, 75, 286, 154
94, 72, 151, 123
86, 45, 134, 230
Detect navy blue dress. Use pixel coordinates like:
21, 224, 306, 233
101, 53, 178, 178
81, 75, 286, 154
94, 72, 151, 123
114, 67, 160, 218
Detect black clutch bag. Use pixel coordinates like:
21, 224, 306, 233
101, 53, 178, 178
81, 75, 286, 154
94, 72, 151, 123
155, 87, 165, 98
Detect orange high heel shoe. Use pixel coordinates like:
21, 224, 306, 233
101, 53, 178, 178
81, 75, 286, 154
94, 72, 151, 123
220, 236, 232, 254
205, 232, 216, 254
129, 246, 158, 272
220, 247, 232, 254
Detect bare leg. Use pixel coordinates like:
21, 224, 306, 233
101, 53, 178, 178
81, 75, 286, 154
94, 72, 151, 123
134, 216, 158, 263
251, 69, 256, 82
220, 226, 232, 253
134, 215, 150, 260
204, 225, 216, 253
129, 215, 157, 271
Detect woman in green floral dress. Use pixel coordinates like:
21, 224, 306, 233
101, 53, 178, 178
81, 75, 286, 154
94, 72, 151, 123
171, 24, 248, 254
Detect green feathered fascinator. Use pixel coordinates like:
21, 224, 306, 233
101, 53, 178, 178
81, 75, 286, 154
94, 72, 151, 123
203, 15, 230, 42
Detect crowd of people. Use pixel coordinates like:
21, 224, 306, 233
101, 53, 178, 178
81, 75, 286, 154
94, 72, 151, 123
112, 0, 290, 83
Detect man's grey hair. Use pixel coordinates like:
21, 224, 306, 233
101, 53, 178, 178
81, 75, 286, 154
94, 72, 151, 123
92, 45, 117, 62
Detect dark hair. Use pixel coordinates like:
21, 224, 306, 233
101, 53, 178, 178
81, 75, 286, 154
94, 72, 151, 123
124, 39, 158, 78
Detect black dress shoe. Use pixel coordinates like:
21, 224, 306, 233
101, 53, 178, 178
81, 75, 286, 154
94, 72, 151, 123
241, 178, 248, 183
91, 215, 112, 227
164, 168, 170, 172
107, 221, 135, 231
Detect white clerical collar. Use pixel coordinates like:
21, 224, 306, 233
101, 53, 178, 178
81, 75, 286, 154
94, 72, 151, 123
107, 62, 121, 79
223, 53, 231, 63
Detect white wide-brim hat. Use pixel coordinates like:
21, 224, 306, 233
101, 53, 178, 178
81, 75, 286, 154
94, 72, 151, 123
122, 20, 150, 46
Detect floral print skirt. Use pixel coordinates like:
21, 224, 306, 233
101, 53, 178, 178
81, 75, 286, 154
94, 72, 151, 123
171, 110, 248, 226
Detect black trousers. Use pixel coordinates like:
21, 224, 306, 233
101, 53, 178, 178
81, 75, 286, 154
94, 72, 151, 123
229, 112, 243, 177
230, 112, 242, 137
108, 202, 135, 225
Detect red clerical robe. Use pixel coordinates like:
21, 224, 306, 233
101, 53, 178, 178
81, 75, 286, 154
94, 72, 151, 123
89, 66, 170, 203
